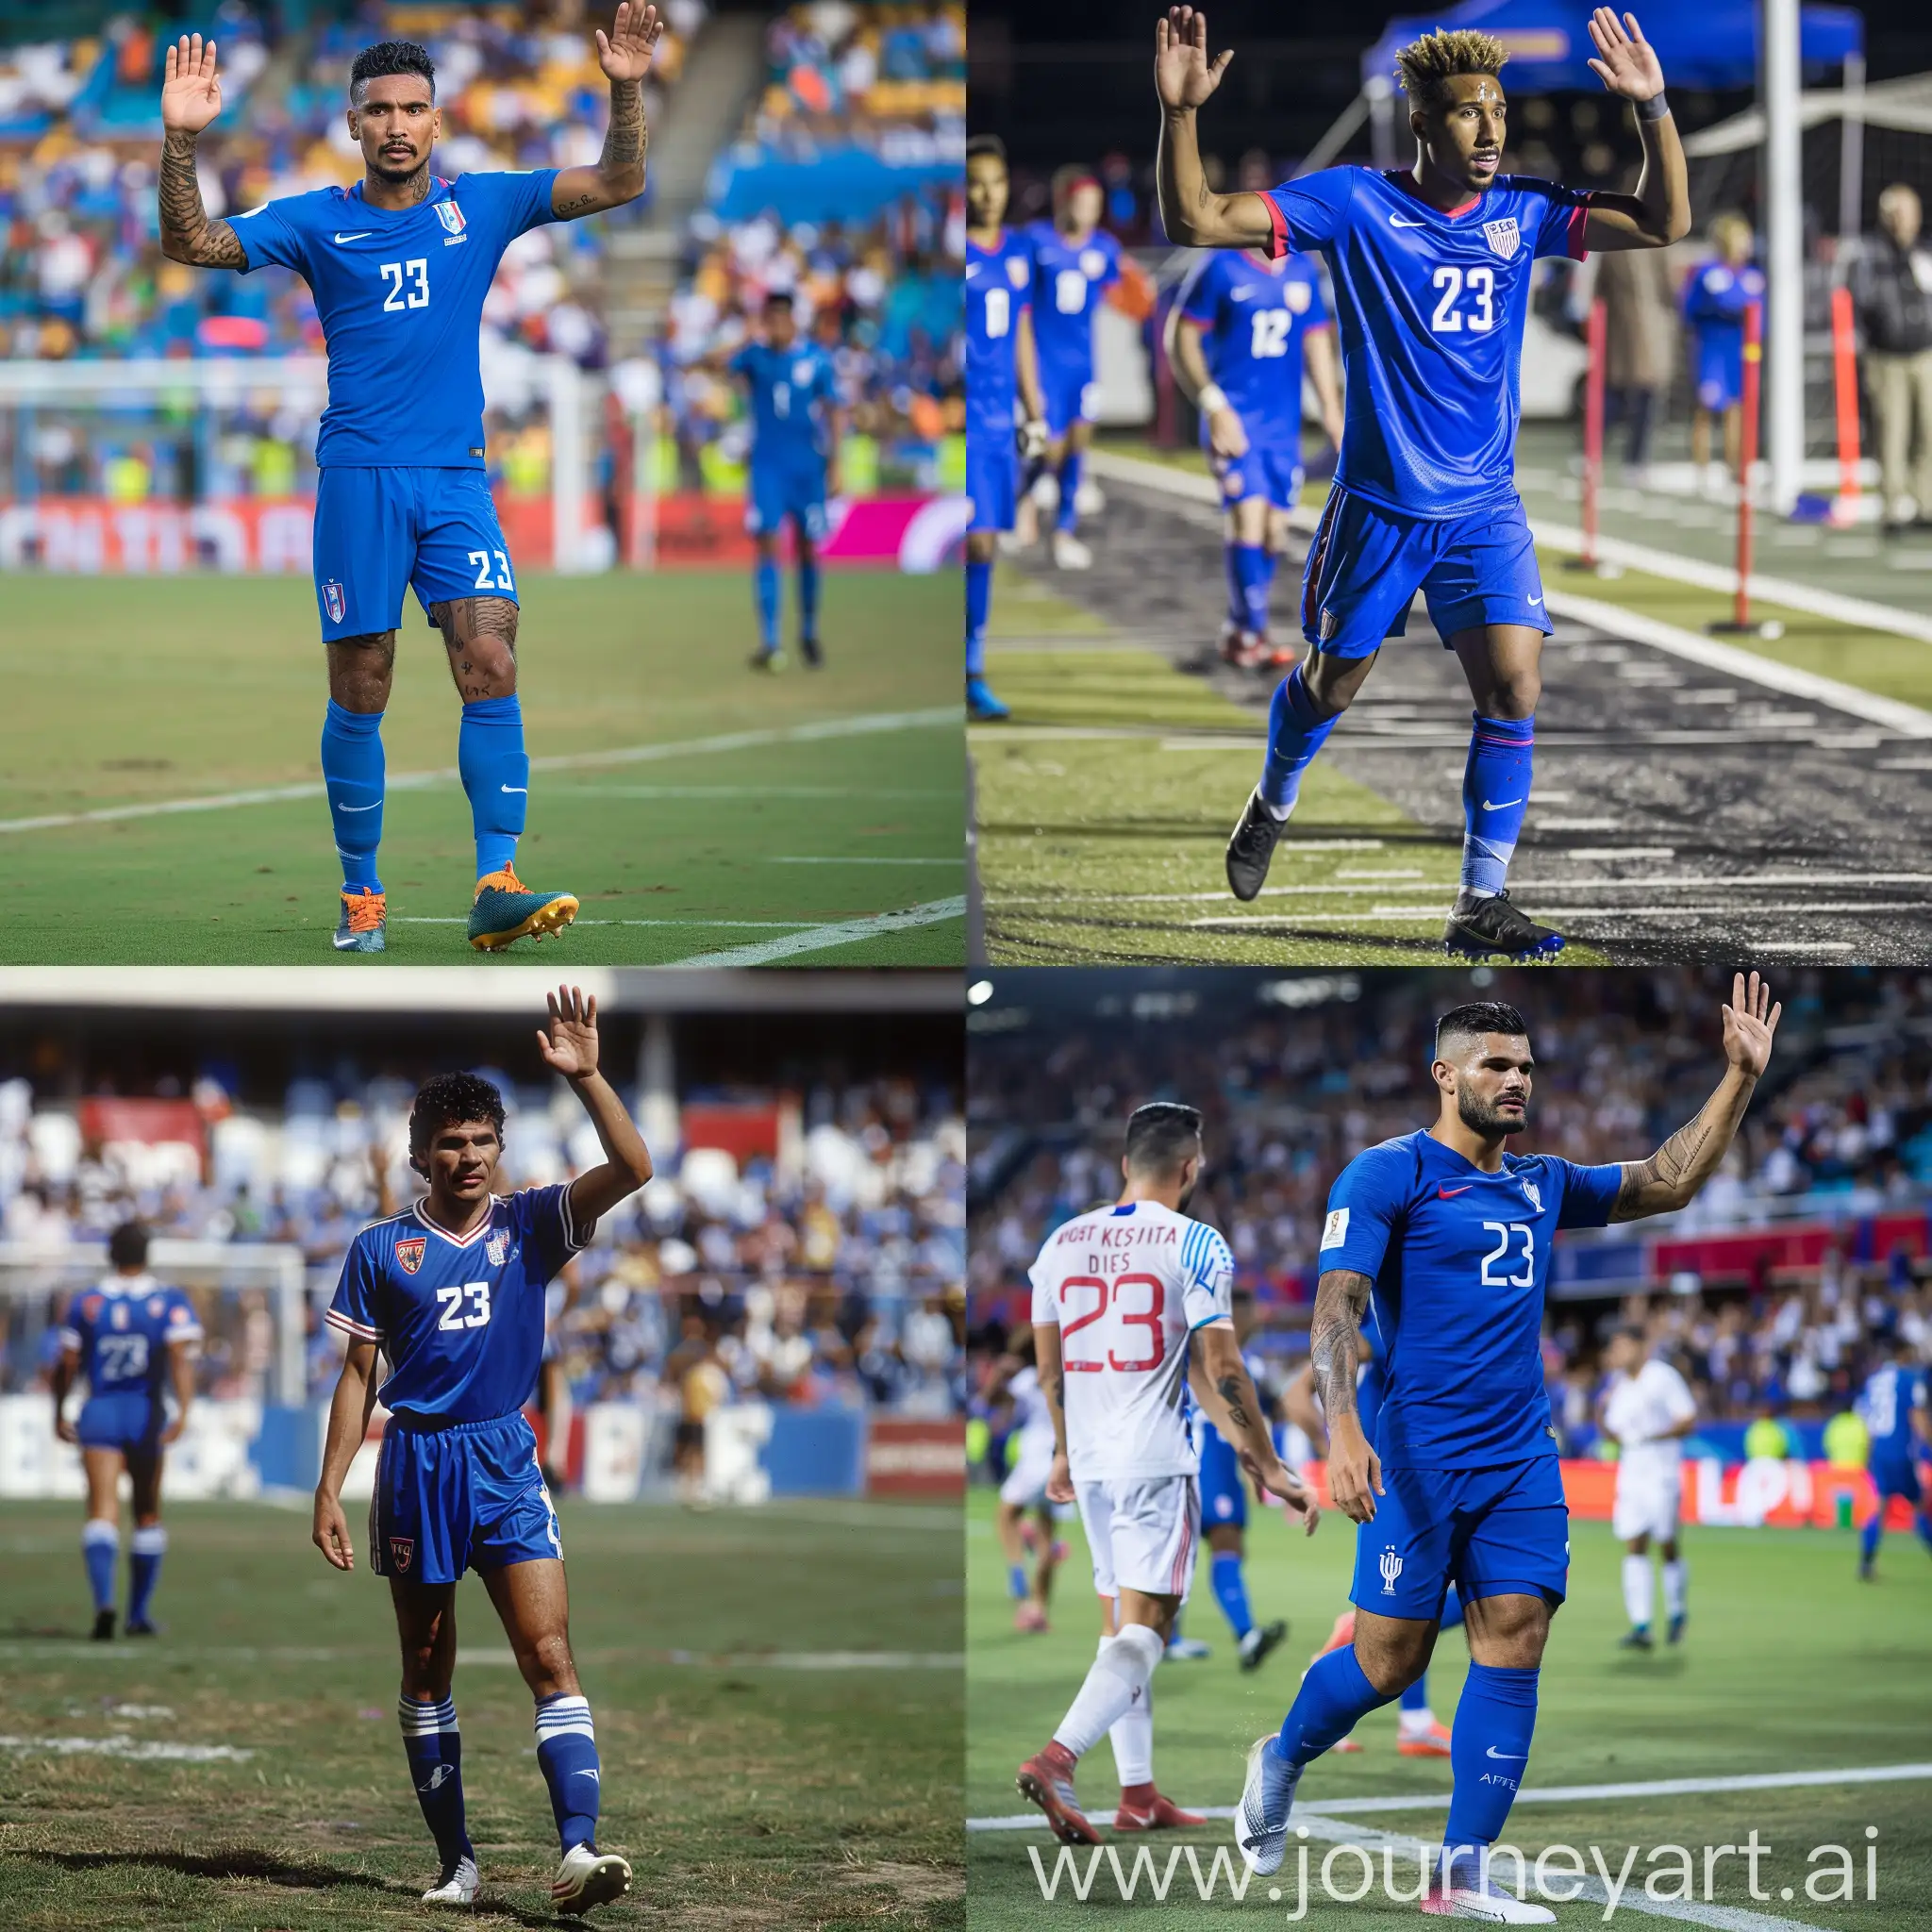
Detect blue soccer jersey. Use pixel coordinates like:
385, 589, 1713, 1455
1859, 1362, 1929, 1478
1024, 221, 1121, 387
1319, 1129, 1624, 1467
965, 229, 1034, 437
1177, 248, 1326, 447
232, 170, 558, 468
1258, 167, 1591, 518
59, 1276, 202, 1398
732, 341, 841, 468
326, 1189, 586, 1424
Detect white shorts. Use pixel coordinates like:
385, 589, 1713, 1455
1613, 1461, 1682, 1542
1000, 1434, 1058, 1508
1075, 1474, 1200, 1604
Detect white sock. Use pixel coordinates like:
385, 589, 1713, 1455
1260, 794, 1292, 821
1622, 1553, 1653, 1629
1398, 1703, 1436, 1735
1661, 1558, 1688, 1620
1053, 1624, 1163, 1760
1108, 1638, 1154, 1787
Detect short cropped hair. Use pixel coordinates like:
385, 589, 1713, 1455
1395, 27, 1507, 108
965, 133, 1007, 166
1435, 1001, 1530, 1058
351, 40, 436, 107
1123, 1101, 1203, 1176
108, 1221, 149, 1272
408, 1071, 507, 1166
764, 289, 795, 310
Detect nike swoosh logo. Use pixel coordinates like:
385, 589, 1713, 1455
335, 800, 381, 812
1486, 1746, 1527, 1760
1482, 798, 1524, 811
500, 785, 527, 794
1390, 216, 1426, 227
1437, 1185, 1473, 1198
334, 231, 373, 242
1527, 593, 1543, 606
573, 1768, 600, 1780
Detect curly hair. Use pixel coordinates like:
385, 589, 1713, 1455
408, 1071, 507, 1170
350, 39, 436, 107
1395, 27, 1508, 108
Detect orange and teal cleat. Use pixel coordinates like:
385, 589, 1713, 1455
467, 866, 578, 952
333, 887, 387, 954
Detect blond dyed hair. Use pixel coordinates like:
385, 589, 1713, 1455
1395, 28, 1509, 108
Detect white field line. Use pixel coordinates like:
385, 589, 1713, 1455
765, 856, 962, 866
1191, 903, 1931, 927
0, 1733, 254, 1763
0, 708, 958, 838
997, 874, 1932, 908
667, 895, 966, 967
0, 1642, 960, 1672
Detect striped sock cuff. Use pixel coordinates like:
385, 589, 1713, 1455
81, 1520, 120, 1550
397, 1695, 458, 1738
534, 1693, 595, 1743
131, 1526, 167, 1557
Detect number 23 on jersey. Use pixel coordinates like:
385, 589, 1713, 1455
1058, 1273, 1167, 1372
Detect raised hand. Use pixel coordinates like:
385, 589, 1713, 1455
1720, 971, 1780, 1078
1586, 8, 1665, 102
537, 984, 601, 1080
596, 1, 664, 84
1155, 7, 1233, 115
160, 34, 224, 134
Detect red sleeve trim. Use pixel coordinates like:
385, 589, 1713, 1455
1260, 190, 1289, 260
1565, 195, 1594, 261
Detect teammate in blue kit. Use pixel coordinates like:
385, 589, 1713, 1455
51, 1224, 201, 1641
1236, 977, 1779, 1922
732, 291, 844, 671
1168, 246, 1343, 670
157, 9, 664, 955
1855, 1335, 1932, 1581
965, 135, 1048, 723
311, 985, 654, 1913
1682, 214, 1765, 492
1021, 172, 1122, 572
1154, 7, 1690, 961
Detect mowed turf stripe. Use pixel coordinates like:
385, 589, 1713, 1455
670, 895, 966, 966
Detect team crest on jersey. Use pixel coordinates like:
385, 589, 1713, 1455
323, 579, 345, 625
436, 200, 466, 236
1287, 280, 1311, 312
390, 1536, 414, 1574
1483, 216, 1521, 260
1079, 246, 1106, 278
1006, 255, 1028, 288
486, 1232, 508, 1266
148, 1296, 165, 1317
394, 1236, 427, 1274
1519, 1178, 1543, 1212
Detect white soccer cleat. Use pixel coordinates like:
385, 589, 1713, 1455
1051, 530, 1092, 571
1236, 1732, 1300, 1875
1074, 477, 1107, 516
552, 1842, 633, 1915
422, 1855, 479, 1906
1422, 1875, 1557, 1923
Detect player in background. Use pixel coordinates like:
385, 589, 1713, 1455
1016, 1102, 1320, 1844
1855, 1332, 1932, 1581
988, 1327, 1070, 1630
1153, 7, 1690, 962
1019, 169, 1123, 571
1167, 246, 1342, 671
51, 1223, 201, 1641
1682, 213, 1764, 494
1595, 1323, 1697, 1647
965, 135, 1048, 723
731, 290, 844, 671
311, 987, 654, 1912
158, 10, 663, 955
1237, 979, 1778, 1922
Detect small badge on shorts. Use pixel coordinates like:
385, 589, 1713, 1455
1378, 1548, 1404, 1594
1318, 607, 1339, 642
390, 1536, 414, 1574
395, 1237, 427, 1274
469, 447, 484, 458
323, 579, 346, 625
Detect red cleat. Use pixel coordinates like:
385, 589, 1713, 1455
1397, 1719, 1453, 1758
1017, 1743, 1100, 1845
1114, 1786, 1207, 1831
1325, 1733, 1365, 1755
1218, 621, 1268, 670
1256, 631, 1298, 672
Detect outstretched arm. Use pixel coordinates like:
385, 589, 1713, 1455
539, 986, 655, 1228
158, 36, 245, 269
1154, 8, 1274, 251
552, 2, 661, 220
1310, 1266, 1382, 1522
1578, 9, 1690, 250
1610, 972, 1780, 1221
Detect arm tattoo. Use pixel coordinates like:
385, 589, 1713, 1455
158, 131, 244, 269
601, 76, 646, 173
1613, 1094, 1724, 1221
1215, 1374, 1254, 1435
1309, 1269, 1373, 1425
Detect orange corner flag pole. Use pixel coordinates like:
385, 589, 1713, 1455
1831, 283, 1860, 525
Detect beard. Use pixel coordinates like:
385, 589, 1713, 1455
1457, 1087, 1527, 1138
1176, 1176, 1197, 1212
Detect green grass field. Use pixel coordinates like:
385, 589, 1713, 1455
966, 1488, 1932, 1929
0, 1496, 962, 1929
0, 571, 961, 965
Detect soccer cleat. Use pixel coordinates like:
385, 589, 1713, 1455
1217, 620, 1267, 670
748, 646, 787, 672
967, 675, 1010, 723
1327, 1734, 1364, 1754
551, 1843, 632, 1915
333, 886, 387, 954
1235, 1733, 1301, 1875
1238, 1619, 1289, 1673
423, 1855, 480, 1907
1013, 1601, 1048, 1633
1165, 1634, 1211, 1661
1618, 1625, 1655, 1651
1051, 530, 1092, 571
90, 1609, 115, 1642
800, 635, 824, 669
124, 1618, 158, 1638
1225, 790, 1289, 902
1016, 1742, 1100, 1846
1115, 1788, 1207, 1831
1858, 1557, 1875, 1582
1397, 1718, 1453, 1757
467, 867, 578, 953
1667, 1613, 1687, 1645
1258, 632, 1297, 671
1443, 891, 1564, 961
1311, 1610, 1356, 1662
1423, 1869, 1557, 1922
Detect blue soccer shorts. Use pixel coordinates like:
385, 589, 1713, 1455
1693, 335, 1744, 412
1212, 440, 1304, 514
1198, 1420, 1247, 1530
1873, 1456, 1924, 1508
745, 458, 828, 541
370, 1410, 561, 1586
1040, 367, 1098, 440
76, 1391, 159, 1453
1350, 1457, 1570, 1619
967, 422, 1019, 534
1299, 484, 1553, 658
312, 466, 518, 643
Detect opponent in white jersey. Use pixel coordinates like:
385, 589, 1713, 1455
1597, 1326, 1697, 1648
989, 1333, 1072, 1633
1015, 1102, 1319, 1844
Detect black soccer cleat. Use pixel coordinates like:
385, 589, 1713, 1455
90, 1609, 115, 1642
1225, 790, 1289, 902
1618, 1626, 1655, 1652
800, 634, 824, 668
125, 1618, 158, 1638
1444, 890, 1565, 961
1239, 1618, 1290, 1673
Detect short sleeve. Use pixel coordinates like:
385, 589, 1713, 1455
164, 1290, 204, 1345
1319, 1143, 1407, 1279
231, 197, 310, 275
466, 169, 560, 242
57, 1300, 88, 1353
326, 1237, 386, 1343
1555, 1158, 1625, 1230
1176, 254, 1223, 326
1027, 1257, 1058, 1327
1259, 167, 1355, 260
1662, 1366, 1697, 1425
513, 1183, 586, 1285
1520, 178, 1593, 261
1181, 1221, 1235, 1330
728, 345, 755, 378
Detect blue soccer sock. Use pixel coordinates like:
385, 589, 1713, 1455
534, 1693, 601, 1854
1442, 1662, 1539, 1876
1460, 712, 1535, 897
1223, 542, 1246, 628
1232, 543, 1274, 635
399, 1693, 473, 1873
1258, 664, 1340, 815
965, 558, 992, 679
755, 557, 780, 653
81, 1519, 118, 1616
1057, 451, 1083, 533
1861, 1514, 1884, 1563
1008, 1562, 1029, 1600
1209, 1549, 1254, 1641
1274, 1641, 1394, 1767
320, 700, 385, 893
798, 557, 821, 641
127, 1525, 165, 1625
1399, 1674, 1431, 1714
457, 693, 528, 881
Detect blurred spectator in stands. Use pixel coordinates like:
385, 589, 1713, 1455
1854, 183, 1932, 534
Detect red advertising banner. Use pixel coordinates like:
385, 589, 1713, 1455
866, 1418, 964, 1497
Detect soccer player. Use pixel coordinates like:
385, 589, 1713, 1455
1153, 7, 1690, 961
157, 9, 664, 955
1682, 213, 1765, 493
1167, 245, 1342, 669
1855, 1332, 1932, 1581
1020, 168, 1123, 571
731, 290, 844, 670
51, 1223, 201, 1641
310, 986, 654, 1912
989, 1327, 1068, 1631
965, 134, 1048, 723
1015, 1102, 1320, 1844
1595, 1322, 1697, 1646
1236, 978, 1779, 1922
